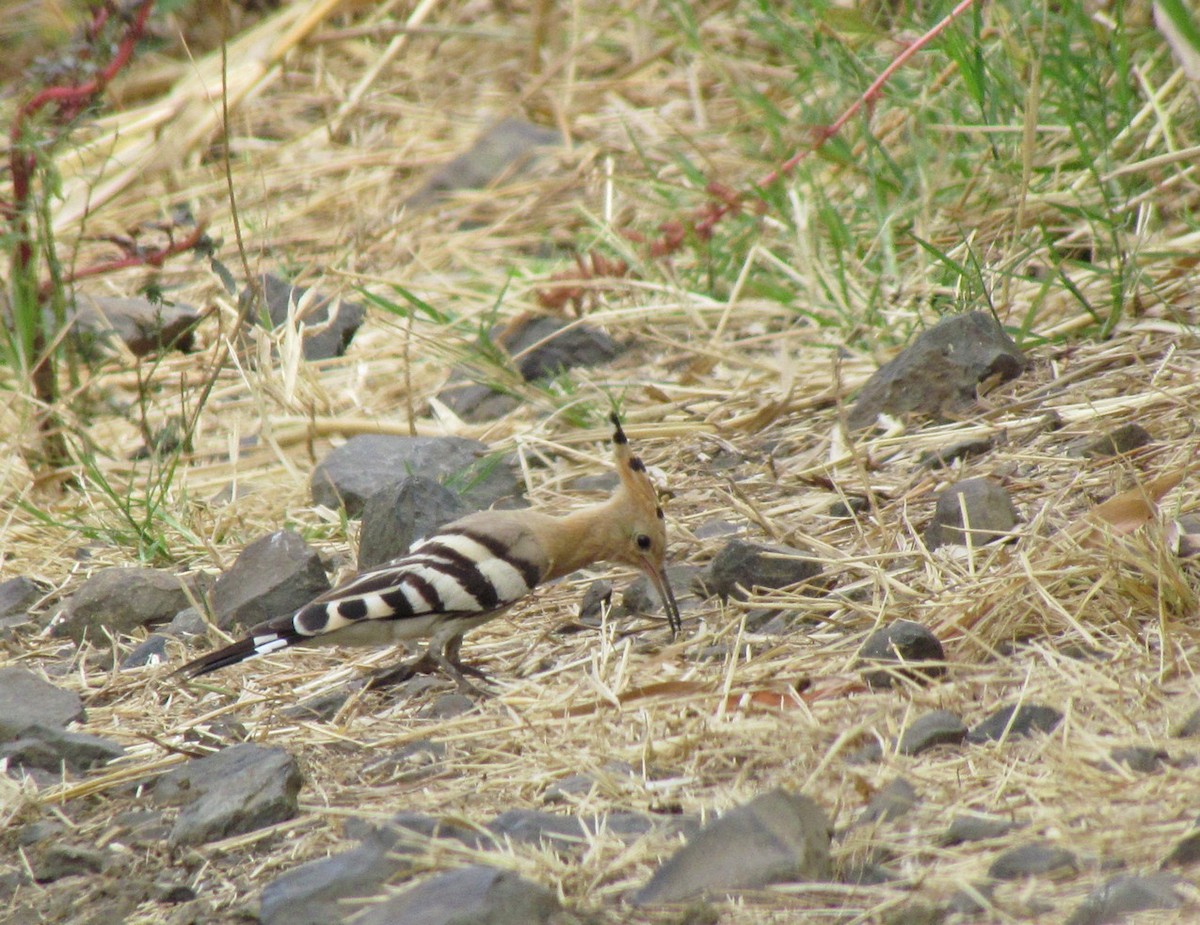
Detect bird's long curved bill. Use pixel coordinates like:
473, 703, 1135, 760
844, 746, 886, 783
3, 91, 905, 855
643, 562, 682, 637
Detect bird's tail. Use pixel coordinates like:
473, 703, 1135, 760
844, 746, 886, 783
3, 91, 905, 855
174, 621, 302, 678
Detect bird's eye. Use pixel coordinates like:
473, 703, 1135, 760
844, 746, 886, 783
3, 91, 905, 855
636, 534, 652, 550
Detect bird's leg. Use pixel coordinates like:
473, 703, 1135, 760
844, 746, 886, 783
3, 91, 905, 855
365, 635, 490, 694
442, 634, 490, 681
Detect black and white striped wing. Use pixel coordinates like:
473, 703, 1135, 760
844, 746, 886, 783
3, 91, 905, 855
293, 529, 545, 636
178, 526, 546, 677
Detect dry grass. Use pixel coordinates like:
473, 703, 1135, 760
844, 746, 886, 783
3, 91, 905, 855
2, 0, 1200, 922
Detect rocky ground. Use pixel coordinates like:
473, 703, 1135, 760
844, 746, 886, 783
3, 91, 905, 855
2, 2, 1200, 924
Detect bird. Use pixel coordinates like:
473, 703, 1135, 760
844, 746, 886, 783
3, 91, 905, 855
177, 413, 681, 692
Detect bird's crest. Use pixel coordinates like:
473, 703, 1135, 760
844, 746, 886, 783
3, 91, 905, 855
610, 412, 660, 512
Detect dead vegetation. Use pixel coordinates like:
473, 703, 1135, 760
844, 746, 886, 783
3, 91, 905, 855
2, 0, 1200, 922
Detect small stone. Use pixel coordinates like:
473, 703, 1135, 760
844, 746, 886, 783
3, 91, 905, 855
56, 566, 191, 642
259, 837, 414, 925
988, 842, 1078, 880
632, 789, 832, 905
857, 777, 919, 826
700, 539, 822, 602
1169, 514, 1200, 558
1171, 706, 1200, 738
409, 118, 561, 207
164, 607, 207, 638
0, 576, 41, 619
1163, 825, 1200, 867
120, 634, 170, 669
898, 710, 967, 755
362, 739, 447, 781
357, 476, 470, 570
151, 881, 197, 904
925, 477, 1019, 550
968, 703, 1063, 743
1064, 872, 1183, 925
880, 901, 945, 925
694, 518, 744, 538
946, 882, 995, 915
623, 564, 704, 617
209, 530, 330, 631
419, 693, 477, 719
942, 813, 1015, 845
857, 621, 945, 689
437, 316, 623, 422
282, 687, 354, 722
352, 865, 560, 925
0, 723, 124, 773
71, 293, 199, 356
577, 579, 613, 623
848, 311, 1026, 431
1107, 745, 1168, 773
1079, 423, 1153, 458
828, 497, 870, 519
0, 667, 84, 741
487, 809, 592, 853
154, 743, 301, 846
19, 820, 65, 847
310, 434, 521, 516
246, 274, 365, 360
31, 844, 109, 882
918, 436, 995, 468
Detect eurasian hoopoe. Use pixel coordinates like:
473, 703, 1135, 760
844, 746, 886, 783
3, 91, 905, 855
178, 414, 681, 692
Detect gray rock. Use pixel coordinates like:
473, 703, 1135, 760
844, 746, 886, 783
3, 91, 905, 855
351, 864, 560, 925
918, 436, 995, 468
1163, 824, 1200, 867
154, 743, 301, 846
120, 633, 170, 669
56, 566, 191, 642
30, 843, 110, 882
988, 842, 1078, 880
409, 118, 562, 207
0, 576, 41, 619
622, 564, 704, 617
857, 777, 919, 826
946, 882, 995, 916
484, 809, 659, 853
311, 434, 521, 517
1107, 745, 1168, 773
898, 710, 967, 755
0, 723, 124, 773
1065, 873, 1184, 925
848, 311, 1026, 431
260, 835, 413, 925
925, 477, 1019, 550
1171, 705, 1200, 738
164, 606, 208, 637
210, 529, 330, 631
577, 579, 613, 624
632, 789, 831, 905
700, 539, 822, 602
943, 813, 1015, 845
857, 620, 945, 689
419, 693, 477, 719
828, 497, 870, 519
71, 293, 199, 357
0, 667, 84, 741
968, 703, 1063, 743
361, 739, 447, 782
437, 315, 622, 422
357, 476, 469, 569
247, 273, 365, 360
1079, 423, 1153, 459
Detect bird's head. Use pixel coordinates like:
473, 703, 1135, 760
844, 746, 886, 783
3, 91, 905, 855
607, 412, 681, 635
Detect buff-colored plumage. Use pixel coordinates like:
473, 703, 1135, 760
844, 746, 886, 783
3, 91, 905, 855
178, 414, 679, 692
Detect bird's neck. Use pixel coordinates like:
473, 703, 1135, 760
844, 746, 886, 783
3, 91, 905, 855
541, 496, 626, 581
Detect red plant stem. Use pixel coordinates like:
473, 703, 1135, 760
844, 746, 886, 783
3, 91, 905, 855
8, 0, 156, 268
694, 0, 984, 238
40, 225, 208, 299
